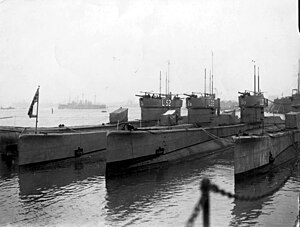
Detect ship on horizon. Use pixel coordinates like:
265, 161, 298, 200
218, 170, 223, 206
58, 100, 106, 110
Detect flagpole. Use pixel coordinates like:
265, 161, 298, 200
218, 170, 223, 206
35, 86, 40, 134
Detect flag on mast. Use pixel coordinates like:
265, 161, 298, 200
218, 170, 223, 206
28, 86, 40, 118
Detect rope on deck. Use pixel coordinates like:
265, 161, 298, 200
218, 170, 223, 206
200, 128, 235, 144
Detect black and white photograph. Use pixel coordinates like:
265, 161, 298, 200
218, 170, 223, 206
0, 0, 299, 226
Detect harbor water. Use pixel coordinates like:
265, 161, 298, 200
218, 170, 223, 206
0, 107, 299, 227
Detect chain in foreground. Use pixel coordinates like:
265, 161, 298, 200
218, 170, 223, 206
186, 160, 298, 227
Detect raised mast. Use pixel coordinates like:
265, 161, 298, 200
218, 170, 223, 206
35, 87, 40, 134
254, 65, 256, 94
204, 68, 207, 95
298, 69, 300, 93
298, 59, 300, 93
211, 52, 214, 95
27, 86, 40, 134
252, 60, 256, 94
167, 60, 170, 95
159, 71, 162, 96
209, 69, 212, 95
258, 66, 260, 93
165, 72, 168, 95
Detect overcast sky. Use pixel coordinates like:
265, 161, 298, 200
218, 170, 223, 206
0, 0, 299, 106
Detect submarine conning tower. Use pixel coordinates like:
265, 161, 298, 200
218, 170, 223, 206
185, 92, 220, 124
238, 91, 267, 124
137, 92, 183, 126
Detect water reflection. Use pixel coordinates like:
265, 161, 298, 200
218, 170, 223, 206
230, 159, 298, 227
1, 146, 297, 226
104, 149, 233, 224
18, 152, 106, 198
4, 153, 106, 226
0, 156, 18, 180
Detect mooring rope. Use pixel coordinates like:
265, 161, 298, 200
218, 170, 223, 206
64, 126, 77, 132
186, 159, 299, 227
200, 128, 234, 144
21, 127, 28, 134
0, 116, 14, 120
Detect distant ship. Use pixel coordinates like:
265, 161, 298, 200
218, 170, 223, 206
58, 100, 106, 110
269, 88, 300, 114
0, 106, 15, 110
269, 59, 300, 114
269, 96, 292, 114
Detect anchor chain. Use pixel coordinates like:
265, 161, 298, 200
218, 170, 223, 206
186, 195, 204, 227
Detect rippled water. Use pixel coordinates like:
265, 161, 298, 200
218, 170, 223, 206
0, 149, 299, 227
0, 107, 299, 226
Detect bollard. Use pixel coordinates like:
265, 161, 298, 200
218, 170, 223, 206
201, 178, 210, 227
